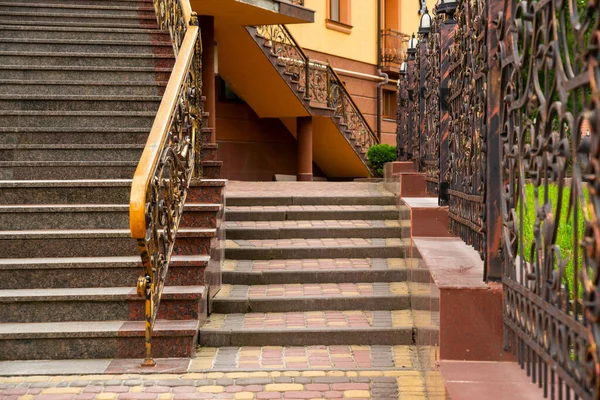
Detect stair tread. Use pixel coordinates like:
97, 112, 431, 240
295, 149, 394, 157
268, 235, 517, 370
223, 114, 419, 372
0, 11, 157, 20
0, 80, 168, 86
0, 227, 217, 239
0, 285, 205, 301
0, 319, 199, 338
0, 110, 157, 116
0, 25, 166, 34
0, 2, 156, 11
0, 38, 170, 46
223, 258, 413, 273
0, 178, 226, 187
0, 95, 162, 101
0, 65, 172, 72
226, 238, 407, 248
225, 220, 410, 229
0, 254, 211, 268
226, 205, 402, 211
0, 203, 222, 212
0, 143, 146, 148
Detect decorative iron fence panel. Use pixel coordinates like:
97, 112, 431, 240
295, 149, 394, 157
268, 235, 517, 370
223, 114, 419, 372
424, 15, 441, 195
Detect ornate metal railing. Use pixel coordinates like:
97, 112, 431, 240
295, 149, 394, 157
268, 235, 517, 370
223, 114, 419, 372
129, 0, 202, 366
255, 24, 379, 157
381, 29, 410, 71
423, 15, 441, 195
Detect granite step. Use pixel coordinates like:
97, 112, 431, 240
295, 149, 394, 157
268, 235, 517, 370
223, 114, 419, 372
199, 310, 415, 347
224, 219, 410, 239
0, 144, 144, 162
212, 283, 411, 313
0, 65, 171, 81
0, 25, 169, 41
0, 110, 156, 128
0, 13, 158, 28
201, 160, 222, 179
0, 285, 205, 323
0, 52, 174, 68
0, 38, 173, 55
0, 160, 138, 180
0, 127, 153, 145
0, 80, 168, 97
0, 203, 221, 230
0, 178, 226, 205
225, 238, 409, 260
222, 258, 419, 285
0, 96, 162, 112
0, 0, 153, 6
0, 319, 198, 360
226, 195, 397, 207
225, 205, 406, 221
0, 4, 156, 17
0, 255, 210, 289
0, 227, 217, 258
200, 143, 219, 162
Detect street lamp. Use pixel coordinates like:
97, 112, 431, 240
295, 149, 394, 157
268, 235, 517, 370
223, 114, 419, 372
399, 61, 407, 76
418, 7, 432, 36
407, 33, 417, 57
437, 0, 458, 15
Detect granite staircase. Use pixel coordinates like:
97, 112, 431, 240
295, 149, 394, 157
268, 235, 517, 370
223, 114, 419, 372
0, 0, 224, 360
199, 183, 437, 350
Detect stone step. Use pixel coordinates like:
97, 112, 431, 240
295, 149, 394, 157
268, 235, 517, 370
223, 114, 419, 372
0, 110, 156, 128
199, 310, 414, 347
0, 255, 210, 289
226, 195, 397, 207
222, 258, 420, 285
212, 283, 410, 313
225, 238, 409, 260
0, 178, 226, 205
0, 127, 152, 145
0, 319, 198, 360
0, 0, 153, 6
0, 52, 174, 69
0, 3, 156, 17
0, 144, 143, 162
201, 160, 222, 179
0, 95, 162, 112
0, 160, 138, 179
0, 38, 173, 55
0, 80, 167, 97
0, 25, 169, 41
0, 203, 221, 230
225, 205, 406, 221
0, 285, 205, 323
0, 227, 216, 258
224, 219, 409, 239
0, 12, 158, 28
0, 65, 171, 81
200, 143, 219, 162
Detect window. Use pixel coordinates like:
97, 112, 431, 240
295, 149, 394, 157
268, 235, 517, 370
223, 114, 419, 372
326, 0, 351, 33
383, 90, 397, 119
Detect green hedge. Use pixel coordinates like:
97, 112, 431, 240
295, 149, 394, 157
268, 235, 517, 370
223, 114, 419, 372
367, 144, 396, 177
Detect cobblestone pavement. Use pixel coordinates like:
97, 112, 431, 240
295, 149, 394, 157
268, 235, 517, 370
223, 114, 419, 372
226, 239, 404, 249
216, 283, 408, 299
222, 259, 410, 273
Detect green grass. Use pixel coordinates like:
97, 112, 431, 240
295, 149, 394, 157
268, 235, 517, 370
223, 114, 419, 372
519, 183, 588, 295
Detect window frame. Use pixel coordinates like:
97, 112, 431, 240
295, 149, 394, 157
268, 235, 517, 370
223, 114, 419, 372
326, 0, 352, 34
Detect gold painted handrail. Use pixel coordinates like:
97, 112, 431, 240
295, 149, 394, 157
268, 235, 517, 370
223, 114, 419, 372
129, 0, 202, 367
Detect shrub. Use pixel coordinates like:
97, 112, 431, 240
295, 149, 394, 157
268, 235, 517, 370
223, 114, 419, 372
367, 144, 396, 177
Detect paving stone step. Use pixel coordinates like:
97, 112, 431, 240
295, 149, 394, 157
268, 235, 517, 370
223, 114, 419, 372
0, 144, 145, 161
212, 283, 411, 313
0, 25, 170, 41
0, 160, 138, 180
222, 258, 420, 285
0, 38, 173, 54
199, 310, 415, 347
0, 52, 174, 69
0, 178, 226, 205
0, 319, 198, 360
0, 65, 171, 81
0, 110, 156, 128
0, 227, 216, 258
0, 96, 162, 112
0, 255, 210, 289
225, 238, 409, 260
226, 195, 397, 206
0, 203, 221, 230
0, 80, 168, 97
0, 285, 205, 323
224, 219, 409, 239
225, 205, 407, 222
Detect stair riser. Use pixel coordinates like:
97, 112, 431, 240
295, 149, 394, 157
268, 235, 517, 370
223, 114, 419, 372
0, 18, 159, 30
225, 210, 403, 221
0, 131, 150, 145
0, 0, 154, 6
188, 184, 225, 205
0, 165, 137, 180
0, 83, 167, 97
1, 237, 139, 258
0, 114, 154, 128
222, 270, 408, 285
0, 42, 172, 55
0, 297, 202, 323
0, 69, 171, 81
0, 29, 168, 41
0, 185, 131, 205
225, 227, 408, 240
199, 329, 413, 347
201, 164, 221, 179
0, 335, 196, 361
0, 209, 215, 230
0, 6, 156, 18
0, 147, 143, 161
200, 146, 218, 162
0, 99, 161, 112
0, 264, 206, 290
173, 235, 217, 258
225, 246, 407, 260
226, 197, 397, 206
0, 54, 174, 69
213, 297, 411, 313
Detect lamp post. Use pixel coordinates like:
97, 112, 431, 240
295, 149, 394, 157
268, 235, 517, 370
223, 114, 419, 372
418, 7, 432, 37
397, 61, 408, 160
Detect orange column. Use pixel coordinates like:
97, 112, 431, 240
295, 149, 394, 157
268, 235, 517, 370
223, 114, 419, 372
200, 16, 216, 143
297, 117, 313, 181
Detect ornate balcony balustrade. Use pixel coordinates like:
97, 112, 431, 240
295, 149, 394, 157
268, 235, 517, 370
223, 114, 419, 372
381, 29, 410, 72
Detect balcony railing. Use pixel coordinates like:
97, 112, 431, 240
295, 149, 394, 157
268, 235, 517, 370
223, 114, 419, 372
381, 29, 409, 71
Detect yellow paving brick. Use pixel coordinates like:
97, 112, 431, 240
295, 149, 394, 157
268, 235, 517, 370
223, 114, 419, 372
144, 374, 180, 380
282, 371, 300, 377
78, 375, 115, 381
358, 371, 383, 377
198, 386, 224, 393
205, 372, 225, 379
158, 394, 172, 400
265, 384, 304, 392
23, 376, 50, 383
18, 395, 34, 400
346, 372, 358, 377
285, 356, 307, 362
240, 350, 261, 357
181, 373, 206, 380
344, 390, 371, 398
235, 393, 254, 400
41, 388, 82, 395
301, 371, 326, 377
327, 371, 347, 377
130, 386, 144, 393
49, 377, 65, 382
269, 372, 282, 378
96, 394, 117, 400
225, 372, 250, 379
250, 372, 270, 378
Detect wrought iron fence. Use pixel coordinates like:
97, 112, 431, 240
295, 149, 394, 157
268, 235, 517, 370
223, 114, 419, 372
395, 0, 600, 395
381, 29, 410, 71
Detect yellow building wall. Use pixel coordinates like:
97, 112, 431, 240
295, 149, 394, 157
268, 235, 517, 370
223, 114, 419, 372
286, 0, 378, 66
399, 0, 438, 37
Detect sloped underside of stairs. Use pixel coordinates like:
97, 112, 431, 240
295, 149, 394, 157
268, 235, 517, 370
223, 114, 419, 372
0, 0, 224, 360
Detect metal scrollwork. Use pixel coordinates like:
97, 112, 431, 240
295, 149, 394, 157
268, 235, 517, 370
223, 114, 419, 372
424, 13, 442, 194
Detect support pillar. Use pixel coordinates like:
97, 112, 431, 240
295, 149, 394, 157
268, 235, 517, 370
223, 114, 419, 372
296, 117, 313, 182
200, 16, 216, 143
